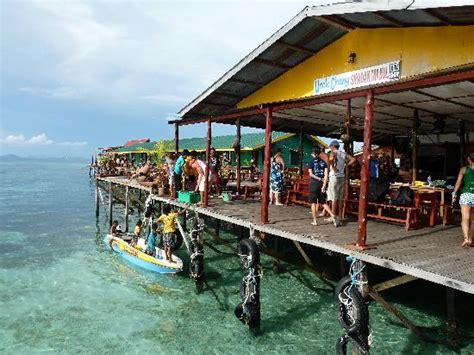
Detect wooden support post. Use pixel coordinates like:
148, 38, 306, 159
339, 254, 346, 278
356, 91, 374, 248
293, 240, 313, 267
215, 219, 220, 237
95, 180, 100, 218
124, 186, 129, 232
261, 107, 272, 224
204, 118, 211, 206
446, 287, 457, 339
343, 99, 352, 219
355, 261, 369, 355
108, 182, 113, 227
299, 123, 304, 177
236, 118, 242, 195
412, 110, 419, 184
459, 120, 466, 167
174, 123, 179, 154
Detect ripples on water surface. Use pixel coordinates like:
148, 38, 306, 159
0, 160, 473, 354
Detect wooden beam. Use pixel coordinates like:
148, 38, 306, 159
357, 90, 374, 248
422, 9, 451, 25
293, 240, 314, 267
319, 15, 355, 31
228, 78, 264, 87
413, 89, 474, 109
261, 107, 272, 224
276, 40, 315, 55
253, 58, 291, 70
213, 92, 244, 100
373, 12, 404, 27
372, 274, 418, 292
202, 101, 234, 108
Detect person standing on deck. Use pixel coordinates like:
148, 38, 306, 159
173, 149, 189, 198
270, 149, 285, 206
209, 148, 221, 197
165, 152, 176, 199
452, 152, 474, 248
191, 151, 208, 206
327, 140, 356, 219
308, 147, 339, 227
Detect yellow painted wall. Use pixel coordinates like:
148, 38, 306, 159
238, 26, 474, 108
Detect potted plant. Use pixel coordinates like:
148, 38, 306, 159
149, 140, 173, 196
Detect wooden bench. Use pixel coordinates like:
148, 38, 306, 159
345, 199, 420, 231
285, 177, 311, 206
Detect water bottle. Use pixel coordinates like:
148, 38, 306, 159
427, 175, 432, 187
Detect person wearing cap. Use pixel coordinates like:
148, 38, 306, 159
452, 152, 474, 248
327, 140, 356, 219
308, 146, 340, 227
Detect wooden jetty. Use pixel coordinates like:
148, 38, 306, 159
98, 175, 474, 295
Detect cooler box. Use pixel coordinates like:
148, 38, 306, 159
178, 190, 201, 204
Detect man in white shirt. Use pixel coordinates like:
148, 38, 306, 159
327, 140, 356, 219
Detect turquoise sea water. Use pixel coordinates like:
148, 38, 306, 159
0, 160, 473, 354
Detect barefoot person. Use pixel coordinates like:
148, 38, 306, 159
157, 204, 187, 262
191, 151, 208, 206
452, 152, 474, 248
327, 140, 356, 219
270, 149, 285, 206
308, 147, 339, 226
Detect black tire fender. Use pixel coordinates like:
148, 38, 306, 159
336, 334, 369, 355
238, 239, 260, 268
338, 287, 369, 335
335, 275, 352, 299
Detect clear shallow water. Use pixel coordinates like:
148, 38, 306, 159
0, 160, 473, 354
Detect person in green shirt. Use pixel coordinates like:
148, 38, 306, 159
453, 152, 474, 248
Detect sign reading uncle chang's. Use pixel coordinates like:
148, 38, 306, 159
314, 60, 401, 95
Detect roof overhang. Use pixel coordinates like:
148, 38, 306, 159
177, 1, 474, 121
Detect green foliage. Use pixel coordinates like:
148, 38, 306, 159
149, 140, 173, 165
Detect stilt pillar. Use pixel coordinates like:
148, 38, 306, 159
236, 118, 242, 195
204, 118, 212, 206
446, 287, 457, 342
174, 123, 179, 154
299, 123, 304, 178
95, 180, 100, 218
412, 110, 419, 184
261, 107, 272, 224
108, 182, 113, 227
356, 90, 374, 248
124, 186, 129, 232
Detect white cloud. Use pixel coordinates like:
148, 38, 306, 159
141, 93, 187, 104
0, 133, 87, 147
19, 86, 83, 100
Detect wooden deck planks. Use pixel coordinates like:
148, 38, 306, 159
97, 177, 474, 294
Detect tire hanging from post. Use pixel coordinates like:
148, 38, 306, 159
189, 214, 205, 292
335, 257, 370, 354
235, 238, 261, 330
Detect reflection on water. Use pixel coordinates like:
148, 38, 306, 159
0, 160, 473, 354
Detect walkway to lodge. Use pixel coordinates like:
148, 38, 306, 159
98, 176, 474, 294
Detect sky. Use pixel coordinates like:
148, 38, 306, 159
0, 0, 342, 158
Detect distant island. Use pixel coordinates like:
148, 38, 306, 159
0, 154, 89, 163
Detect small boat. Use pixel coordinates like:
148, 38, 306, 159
106, 234, 183, 274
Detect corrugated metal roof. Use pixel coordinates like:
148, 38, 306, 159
178, 1, 474, 120
113, 132, 328, 154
